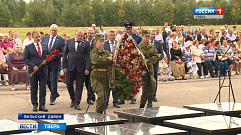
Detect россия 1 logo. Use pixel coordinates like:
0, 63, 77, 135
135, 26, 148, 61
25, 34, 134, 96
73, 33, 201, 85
194, 7, 223, 19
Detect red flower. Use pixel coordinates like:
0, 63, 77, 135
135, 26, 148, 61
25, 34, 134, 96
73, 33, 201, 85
121, 52, 124, 55
129, 49, 131, 53
120, 63, 122, 66
111, 52, 113, 54
124, 34, 128, 38
59, 75, 65, 79
51, 51, 54, 54
130, 75, 134, 79
123, 64, 126, 67
46, 55, 52, 61
125, 52, 128, 55
128, 60, 131, 64
54, 49, 60, 56
122, 38, 125, 41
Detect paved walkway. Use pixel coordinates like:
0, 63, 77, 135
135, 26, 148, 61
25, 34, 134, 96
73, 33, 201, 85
0, 75, 240, 123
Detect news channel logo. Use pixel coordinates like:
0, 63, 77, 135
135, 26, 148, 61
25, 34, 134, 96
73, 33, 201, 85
194, 7, 223, 19
18, 123, 66, 130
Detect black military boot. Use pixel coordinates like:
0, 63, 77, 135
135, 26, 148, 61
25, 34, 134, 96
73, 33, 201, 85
140, 104, 145, 108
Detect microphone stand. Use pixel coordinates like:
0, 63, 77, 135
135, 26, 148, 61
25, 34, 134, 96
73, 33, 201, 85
214, 44, 236, 104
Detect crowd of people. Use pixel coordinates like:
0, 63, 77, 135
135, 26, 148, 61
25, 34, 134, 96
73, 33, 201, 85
0, 22, 241, 113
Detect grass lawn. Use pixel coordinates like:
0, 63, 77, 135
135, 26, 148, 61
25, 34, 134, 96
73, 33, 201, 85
0, 25, 240, 42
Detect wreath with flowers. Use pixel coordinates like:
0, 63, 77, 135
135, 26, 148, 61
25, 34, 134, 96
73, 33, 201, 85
113, 34, 146, 101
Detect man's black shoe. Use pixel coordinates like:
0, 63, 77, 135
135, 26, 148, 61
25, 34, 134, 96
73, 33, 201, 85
152, 97, 157, 102
70, 101, 74, 108
50, 100, 55, 105
87, 100, 94, 105
39, 106, 48, 112
33, 105, 38, 112
74, 105, 81, 110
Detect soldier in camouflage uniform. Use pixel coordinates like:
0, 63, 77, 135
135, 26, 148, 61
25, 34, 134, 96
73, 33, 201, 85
90, 34, 112, 113
138, 30, 159, 108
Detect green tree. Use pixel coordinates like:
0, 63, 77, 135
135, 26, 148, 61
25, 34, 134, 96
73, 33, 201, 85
0, 1, 10, 27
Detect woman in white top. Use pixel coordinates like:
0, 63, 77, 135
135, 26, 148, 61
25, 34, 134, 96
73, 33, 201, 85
191, 40, 208, 79
22, 32, 34, 50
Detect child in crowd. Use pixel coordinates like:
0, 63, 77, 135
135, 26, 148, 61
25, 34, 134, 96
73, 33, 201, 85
159, 51, 173, 82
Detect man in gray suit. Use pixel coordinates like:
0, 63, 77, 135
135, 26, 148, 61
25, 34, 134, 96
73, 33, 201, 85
41, 24, 65, 105
103, 29, 120, 108
62, 29, 91, 110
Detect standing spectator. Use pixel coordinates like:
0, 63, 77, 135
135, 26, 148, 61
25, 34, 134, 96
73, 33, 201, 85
224, 24, 228, 32
0, 33, 3, 42
39, 32, 44, 40
165, 31, 171, 61
202, 41, 218, 78
92, 24, 98, 32
115, 29, 123, 41
215, 41, 228, 76
162, 26, 168, 44
23, 32, 34, 49
170, 41, 185, 80
215, 30, 221, 41
13, 32, 22, 49
181, 25, 185, 37
66, 34, 71, 40
192, 29, 200, 40
99, 25, 106, 35
103, 29, 120, 108
164, 22, 171, 32
104, 32, 108, 41
155, 27, 164, 43
182, 41, 198, 79
168, 32, 178, 52
9, 30, 15, 44
62, 29, 91, 110
8, 44, 29, 91
85, 28, 96, 104
0, 47, 9, 86
123, 22, 142, 44
62, 34, 67, 40
191, 40, 208, 79
24, 31, 48, 112
233, 26, 238, 36
41, 24, 65, 105
185, 24, 195, 35
177, 32, 183, 48
185, 29, 193, 42
197, 27, 208, 41
226, 29, 236, 41
0, 33, 14, 54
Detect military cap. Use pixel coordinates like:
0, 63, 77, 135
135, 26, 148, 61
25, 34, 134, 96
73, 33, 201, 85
123, 22, 134, 30
141, 30, 150, 36
95, 34, 104, 40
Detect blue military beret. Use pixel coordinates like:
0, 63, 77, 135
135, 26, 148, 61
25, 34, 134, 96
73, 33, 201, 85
123, 22, 134, 30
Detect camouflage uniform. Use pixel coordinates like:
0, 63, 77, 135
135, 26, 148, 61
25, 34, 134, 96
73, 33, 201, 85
90, 44, 111, 113
138, 40, 159, 107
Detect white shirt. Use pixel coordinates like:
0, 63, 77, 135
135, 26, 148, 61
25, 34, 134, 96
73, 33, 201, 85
100, 30, 106, 35
115, 34, 121, 41
34, 42, 42, 55
165, 27, 171, 33
149, 40, 155, 45
48, 35, 57, 50
23, 38, 34, 49
155, 34, 163, 41
75, 38, 81, 52
109, 40, 116, 53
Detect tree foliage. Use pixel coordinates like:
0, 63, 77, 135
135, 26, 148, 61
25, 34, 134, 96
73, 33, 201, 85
0, 0, 241, 27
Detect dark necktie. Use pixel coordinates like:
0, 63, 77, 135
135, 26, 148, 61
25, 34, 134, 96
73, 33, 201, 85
37, 43, 41, 57
76, 41, 81, 51
49, 37, 54, 53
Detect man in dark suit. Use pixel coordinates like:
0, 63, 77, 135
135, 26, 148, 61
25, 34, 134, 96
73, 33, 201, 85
85, 28, 96, 105
149, 30, 165, 102
103, 29, 120, 108
24, 31, 48, 112
197, 27, 208, 42
62, 29, 91, 110
41, 24, 65, 105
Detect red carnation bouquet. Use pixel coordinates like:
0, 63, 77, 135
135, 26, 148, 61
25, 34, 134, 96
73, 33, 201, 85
30, 49, 60, 77
113, 34, 146, 101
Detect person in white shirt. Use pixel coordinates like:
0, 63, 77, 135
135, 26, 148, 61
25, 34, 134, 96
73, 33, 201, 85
155, 27, 163, 42
164, 22, 171, 33
115, 29, 123, 41
23, 32, 34, 49
99, 25, 106, 35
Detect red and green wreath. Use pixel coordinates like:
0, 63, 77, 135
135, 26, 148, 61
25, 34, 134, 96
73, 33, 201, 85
113, 34, 146, 101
